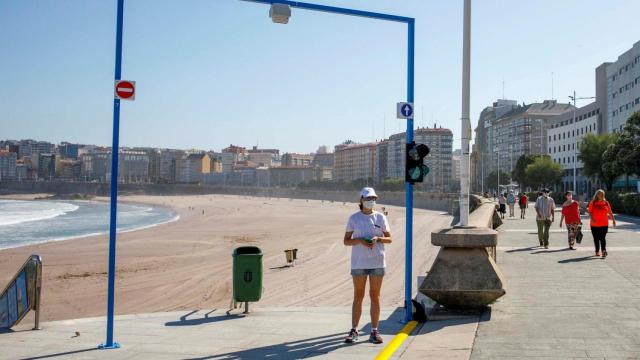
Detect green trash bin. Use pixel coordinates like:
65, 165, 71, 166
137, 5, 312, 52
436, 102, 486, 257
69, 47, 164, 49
232, 246, 263, 302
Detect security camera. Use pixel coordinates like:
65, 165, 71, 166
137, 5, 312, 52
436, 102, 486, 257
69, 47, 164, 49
269, 3, 291, 24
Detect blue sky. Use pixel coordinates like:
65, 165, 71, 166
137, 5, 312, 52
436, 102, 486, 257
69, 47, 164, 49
1, 0, 639, 153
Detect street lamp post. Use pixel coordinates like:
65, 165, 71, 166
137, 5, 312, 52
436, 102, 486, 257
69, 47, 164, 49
459, 0, 471, 226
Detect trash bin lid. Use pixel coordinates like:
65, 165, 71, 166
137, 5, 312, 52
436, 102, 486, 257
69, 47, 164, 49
233, 246, 262, 256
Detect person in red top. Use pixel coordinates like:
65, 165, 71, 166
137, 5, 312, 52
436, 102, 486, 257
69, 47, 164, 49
518, 193, 528, 219
587, 189, 617, 258
559, 191, 581, 250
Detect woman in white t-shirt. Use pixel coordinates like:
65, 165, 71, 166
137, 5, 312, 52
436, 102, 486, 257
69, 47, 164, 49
343, 187, 392, 345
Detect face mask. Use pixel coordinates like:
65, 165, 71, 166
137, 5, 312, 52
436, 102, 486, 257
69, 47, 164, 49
363, 200, 376, 209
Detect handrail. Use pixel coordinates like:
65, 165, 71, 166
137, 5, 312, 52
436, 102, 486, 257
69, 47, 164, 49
0, 254, 42, 330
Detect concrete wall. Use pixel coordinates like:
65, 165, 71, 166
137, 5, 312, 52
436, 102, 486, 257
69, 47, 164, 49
0, 181, 457, 212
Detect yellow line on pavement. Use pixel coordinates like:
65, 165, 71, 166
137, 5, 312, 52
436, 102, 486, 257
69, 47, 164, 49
374, 320, 418, 360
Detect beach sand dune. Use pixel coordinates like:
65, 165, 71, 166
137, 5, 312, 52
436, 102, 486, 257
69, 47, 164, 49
0, 194, 452, 322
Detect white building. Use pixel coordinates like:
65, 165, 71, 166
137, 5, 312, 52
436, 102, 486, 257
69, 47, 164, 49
81, 150, 149, 183
480, 100, 574, 178
333, 142, 378, 182
0, 151, 17, 180
607, 40, 640, 133
548, 102, 601, 197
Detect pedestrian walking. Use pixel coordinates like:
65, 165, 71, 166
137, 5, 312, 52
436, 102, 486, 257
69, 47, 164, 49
518, 193, 528, 219
507, 191, 516, 217
343, 187, 392, 344
534, 188, 555, 248
587, 189, 616, 258
498, 193, 507, 219
559, 191, 581, 250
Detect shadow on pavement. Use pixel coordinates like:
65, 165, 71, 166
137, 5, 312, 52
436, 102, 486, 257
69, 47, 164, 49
505, 246, 539, 253
532, 248, 572, 254
558, 256, 599, 263
183, 332, 356, 360
361, 307, 405, 335
165, 309, 245, 327
481, 307, 492, 322
20, 348, 98, 360
183, 308, 406, 359
414, 313, 480, 336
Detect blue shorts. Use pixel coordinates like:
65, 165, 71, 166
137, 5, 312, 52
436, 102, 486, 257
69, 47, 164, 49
351, 268, 385, 276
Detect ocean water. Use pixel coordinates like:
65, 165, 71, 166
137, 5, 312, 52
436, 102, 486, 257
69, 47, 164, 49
0, 199, 178, 250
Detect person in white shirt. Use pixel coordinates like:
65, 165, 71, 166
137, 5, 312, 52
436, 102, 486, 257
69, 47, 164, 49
343, 187, 392, 345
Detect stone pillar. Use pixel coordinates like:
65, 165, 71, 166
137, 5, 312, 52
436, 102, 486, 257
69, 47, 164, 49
420, 199, 506, 309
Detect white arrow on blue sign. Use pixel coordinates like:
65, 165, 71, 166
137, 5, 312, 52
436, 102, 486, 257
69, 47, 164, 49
396, 102, 414, 119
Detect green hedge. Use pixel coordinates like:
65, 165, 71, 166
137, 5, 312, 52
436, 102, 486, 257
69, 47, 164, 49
516, 191, 640, 217
606, 192, 640, 217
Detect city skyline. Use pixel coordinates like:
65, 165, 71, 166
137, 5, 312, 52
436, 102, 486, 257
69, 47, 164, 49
2, 1, 640, 153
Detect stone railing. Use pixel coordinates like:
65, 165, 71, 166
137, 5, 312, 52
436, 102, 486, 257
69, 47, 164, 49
419, 194, 506, 310
468, 196, 502, 261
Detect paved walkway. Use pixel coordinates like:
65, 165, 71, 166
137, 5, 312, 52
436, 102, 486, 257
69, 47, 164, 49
1, 306, 478, 360
3, 206, 640, 359
471, 206, 640, 359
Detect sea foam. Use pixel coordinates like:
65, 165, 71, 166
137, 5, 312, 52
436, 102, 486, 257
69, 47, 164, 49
0, 200, 79, 227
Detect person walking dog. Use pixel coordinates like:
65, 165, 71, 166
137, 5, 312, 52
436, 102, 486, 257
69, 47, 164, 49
587, 189, 616, 258
559, 191, 581, 250
343, 187, 392, 344
535, 189, 555, 248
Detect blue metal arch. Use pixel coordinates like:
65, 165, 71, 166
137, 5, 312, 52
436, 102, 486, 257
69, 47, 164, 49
103, 0, 415, 349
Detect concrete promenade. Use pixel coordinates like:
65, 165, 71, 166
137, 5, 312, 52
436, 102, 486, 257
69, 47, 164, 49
2, 204, 640, 359
471, 205, 640, 359
1, 306, 476, 359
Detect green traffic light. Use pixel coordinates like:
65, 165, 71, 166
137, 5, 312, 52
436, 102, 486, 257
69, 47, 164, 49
409, 167, 421, 180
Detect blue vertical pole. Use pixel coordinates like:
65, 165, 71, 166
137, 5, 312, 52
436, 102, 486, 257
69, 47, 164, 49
404, 19, 415, 323
100, 0, 124, 350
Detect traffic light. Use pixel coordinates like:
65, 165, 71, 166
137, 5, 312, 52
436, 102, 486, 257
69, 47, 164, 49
405, 142, 430, 184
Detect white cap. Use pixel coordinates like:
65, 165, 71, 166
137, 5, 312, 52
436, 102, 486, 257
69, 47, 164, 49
360, 187, 378, 198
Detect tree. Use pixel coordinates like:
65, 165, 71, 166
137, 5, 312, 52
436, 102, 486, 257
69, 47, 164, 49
602, 143, 623, 191
512, 154, 541, 189
596, 111, 640, 190
525, 156, 563, 189
618, 111, 640, 180
485, 170, 510, 190
578, 133, 619, 189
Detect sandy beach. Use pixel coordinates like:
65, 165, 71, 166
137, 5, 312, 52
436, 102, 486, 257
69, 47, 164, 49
0, 194, 452, 322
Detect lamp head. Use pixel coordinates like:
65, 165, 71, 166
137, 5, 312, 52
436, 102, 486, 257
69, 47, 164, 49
270, 3, 291, 24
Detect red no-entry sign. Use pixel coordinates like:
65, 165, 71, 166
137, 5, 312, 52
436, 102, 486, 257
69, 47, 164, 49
114, 80, 136, 100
